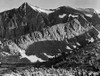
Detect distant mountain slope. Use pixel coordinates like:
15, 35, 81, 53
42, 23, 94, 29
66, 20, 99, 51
0, 2, 100, 64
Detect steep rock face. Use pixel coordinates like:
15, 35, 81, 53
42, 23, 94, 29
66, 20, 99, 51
77, 8, 100, 26
0, 3, 49, 40
0, 2, 100, 64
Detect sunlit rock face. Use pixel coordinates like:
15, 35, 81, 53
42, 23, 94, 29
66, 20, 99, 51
0, 2, 100, 64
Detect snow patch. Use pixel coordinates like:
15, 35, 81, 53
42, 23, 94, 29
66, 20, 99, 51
73, 45, 77, 48
85, 14, 93, 17
66, 46, 72, 50
89, 38, 94, 42
57, 53, 61, 56
3, 52, 11, 56
59, 14, 66, 18
19, 50, 44, 62
95, 10, 100, 13
43, 53, 55, 58
86, 37, 94, 42
98, 33, 100, 38
69, 14, 78, 18
29, 4, 54, 14
8, 42, 44, 62
76, 42, 81, 46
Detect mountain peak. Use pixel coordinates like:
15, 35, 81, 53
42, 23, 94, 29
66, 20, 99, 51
21, 2, 29, 6
19, 2, 29, 9
18, 2, 54, 14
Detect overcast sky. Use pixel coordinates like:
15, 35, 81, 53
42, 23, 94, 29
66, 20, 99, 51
0, 0, 100, 12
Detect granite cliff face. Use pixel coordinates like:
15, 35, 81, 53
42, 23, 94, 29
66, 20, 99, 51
0, 2, 100, 64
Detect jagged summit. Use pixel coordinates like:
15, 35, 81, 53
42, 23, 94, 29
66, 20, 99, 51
18, 2, 31, 13
18, 2, 54, 14
19, 2, 29, 9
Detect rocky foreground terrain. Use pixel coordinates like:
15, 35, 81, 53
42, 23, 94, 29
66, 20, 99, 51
0, 2, 100, 76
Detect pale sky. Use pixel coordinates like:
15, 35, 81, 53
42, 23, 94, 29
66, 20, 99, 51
0, 0, 100, 12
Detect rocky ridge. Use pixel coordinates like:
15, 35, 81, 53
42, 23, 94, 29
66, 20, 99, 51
0, 2, 100, 64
